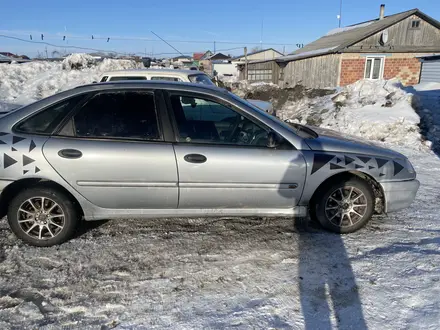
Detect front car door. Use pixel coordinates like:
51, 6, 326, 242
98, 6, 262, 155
43, 88, 178, 209
166, 91, 307, 209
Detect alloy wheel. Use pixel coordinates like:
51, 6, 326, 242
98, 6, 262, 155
17, 197, 65, 240
324, 186, 368, 228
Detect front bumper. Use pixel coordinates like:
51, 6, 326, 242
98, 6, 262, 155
380, 179, 420, 213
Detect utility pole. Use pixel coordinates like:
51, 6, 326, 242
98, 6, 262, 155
283, 46, 285, 55
338, 0, 343, 27
244, 46, 248, 80
45, 46, 48, 58
214, 41, 216, 53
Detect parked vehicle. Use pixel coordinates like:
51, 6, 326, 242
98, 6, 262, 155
98, 69, 274, 113
0, 81, 419, 246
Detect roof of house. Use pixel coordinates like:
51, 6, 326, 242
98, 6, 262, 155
292, 9, 440, 58
207, 52, 230, 60
193, 52, 205, 60
0, 54, 12, 62
231, 48, 283, 60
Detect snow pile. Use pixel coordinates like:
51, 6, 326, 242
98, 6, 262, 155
269, 79, 425, 150
0, 54, 142, 106
325, 21, 374, 36
61, 53, 96, 70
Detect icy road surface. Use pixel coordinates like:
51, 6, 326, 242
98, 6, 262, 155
0, 147, 438, 330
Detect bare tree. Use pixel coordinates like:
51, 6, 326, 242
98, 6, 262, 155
250, 46, 261, 53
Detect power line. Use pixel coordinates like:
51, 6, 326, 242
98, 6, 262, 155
0, 34, 127, 55
1, 30, 297, 46
151, 31, 185, 57
0, 34, 290, 58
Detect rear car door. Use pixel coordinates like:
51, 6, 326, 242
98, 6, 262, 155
166, 91, 307, 209
42, 89, 178, 209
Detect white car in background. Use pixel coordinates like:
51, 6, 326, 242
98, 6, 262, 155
98, 69, 273, 113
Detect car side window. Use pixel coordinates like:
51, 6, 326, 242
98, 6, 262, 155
14, 95, 84, 135
71, 91, 161, 141
108, 76, 147, 81
150, 76, 181, 82
169, 94, 269, 146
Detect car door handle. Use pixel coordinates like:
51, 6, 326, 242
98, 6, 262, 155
184, 154, 207, 164
58, 149, 83, 159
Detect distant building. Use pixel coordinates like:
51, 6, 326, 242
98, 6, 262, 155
238, 6, 440, 87
232, 48, 283, 62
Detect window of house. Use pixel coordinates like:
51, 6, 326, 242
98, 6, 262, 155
248, 69, 272, 81
364, 57, 384, 79
108, 76, 147, 81
169, 94, 269, 147
71, 91, 161, 141
14, 95, 85, 134
411, 20, 421, 29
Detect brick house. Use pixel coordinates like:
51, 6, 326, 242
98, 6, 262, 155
238, 5, 440, 88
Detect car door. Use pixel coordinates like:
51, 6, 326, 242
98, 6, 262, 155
166, 91, 307, 209
42, 89, 178, 209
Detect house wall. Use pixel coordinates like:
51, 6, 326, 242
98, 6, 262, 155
238, 61, 280, 83
281, 54, 340, 88
350, 14, 440, 51
340, 53, 437, 86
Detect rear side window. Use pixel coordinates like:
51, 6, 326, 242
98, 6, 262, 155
100, 76, 108, 82
14, 95, 84, 135
150, 76, 181, 82
72, 91, 161, 141
108, 76, 147, 81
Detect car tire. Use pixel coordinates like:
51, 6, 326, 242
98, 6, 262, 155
312, 178, 374, 234
7, 187, 79, 247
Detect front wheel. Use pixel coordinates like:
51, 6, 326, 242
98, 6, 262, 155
7, 187, 79, 246
313, 178, 374, 233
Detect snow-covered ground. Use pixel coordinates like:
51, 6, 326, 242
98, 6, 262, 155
0, 56, 440, 329
0, 146, 439, 329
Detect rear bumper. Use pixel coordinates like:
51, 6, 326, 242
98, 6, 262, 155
380, 179, 420, 213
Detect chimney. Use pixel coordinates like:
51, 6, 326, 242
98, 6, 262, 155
379, 4, 385, 20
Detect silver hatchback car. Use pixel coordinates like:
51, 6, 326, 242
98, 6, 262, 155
0, 81, 419, 246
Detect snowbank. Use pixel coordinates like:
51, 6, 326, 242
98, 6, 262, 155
0, 54, 142, 106
236, 79, 425, 150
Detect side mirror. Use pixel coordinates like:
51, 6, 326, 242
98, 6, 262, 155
267, 131, 282, 148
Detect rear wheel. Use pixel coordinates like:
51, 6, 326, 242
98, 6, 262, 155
7, 187, 79, 246
313, 178, 374, 233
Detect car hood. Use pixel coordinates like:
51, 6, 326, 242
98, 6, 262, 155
304, 126, 404, 159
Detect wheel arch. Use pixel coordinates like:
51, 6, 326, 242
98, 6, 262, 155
309, 170, 385, 214
0, 178, 85, 219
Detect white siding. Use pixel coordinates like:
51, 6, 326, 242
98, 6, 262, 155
212, 62, 238, 76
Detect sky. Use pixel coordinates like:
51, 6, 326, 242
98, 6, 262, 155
1, 0, 439, 58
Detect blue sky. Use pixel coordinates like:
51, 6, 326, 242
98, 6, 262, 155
1, 0, 439, 58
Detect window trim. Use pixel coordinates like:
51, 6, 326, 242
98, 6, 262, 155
410, 20, 421, 29
364, 56, 385, 80
55, 89, 165, 142
164, 90, 288, 149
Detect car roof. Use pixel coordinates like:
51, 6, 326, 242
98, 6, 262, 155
76, 80, 227, 94
100, 68, 206, 76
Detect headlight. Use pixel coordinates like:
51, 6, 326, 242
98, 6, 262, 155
405, 158, 415, 174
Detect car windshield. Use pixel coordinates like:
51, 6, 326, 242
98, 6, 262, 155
228, 92, 317, 139
188, 74, 215, 86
